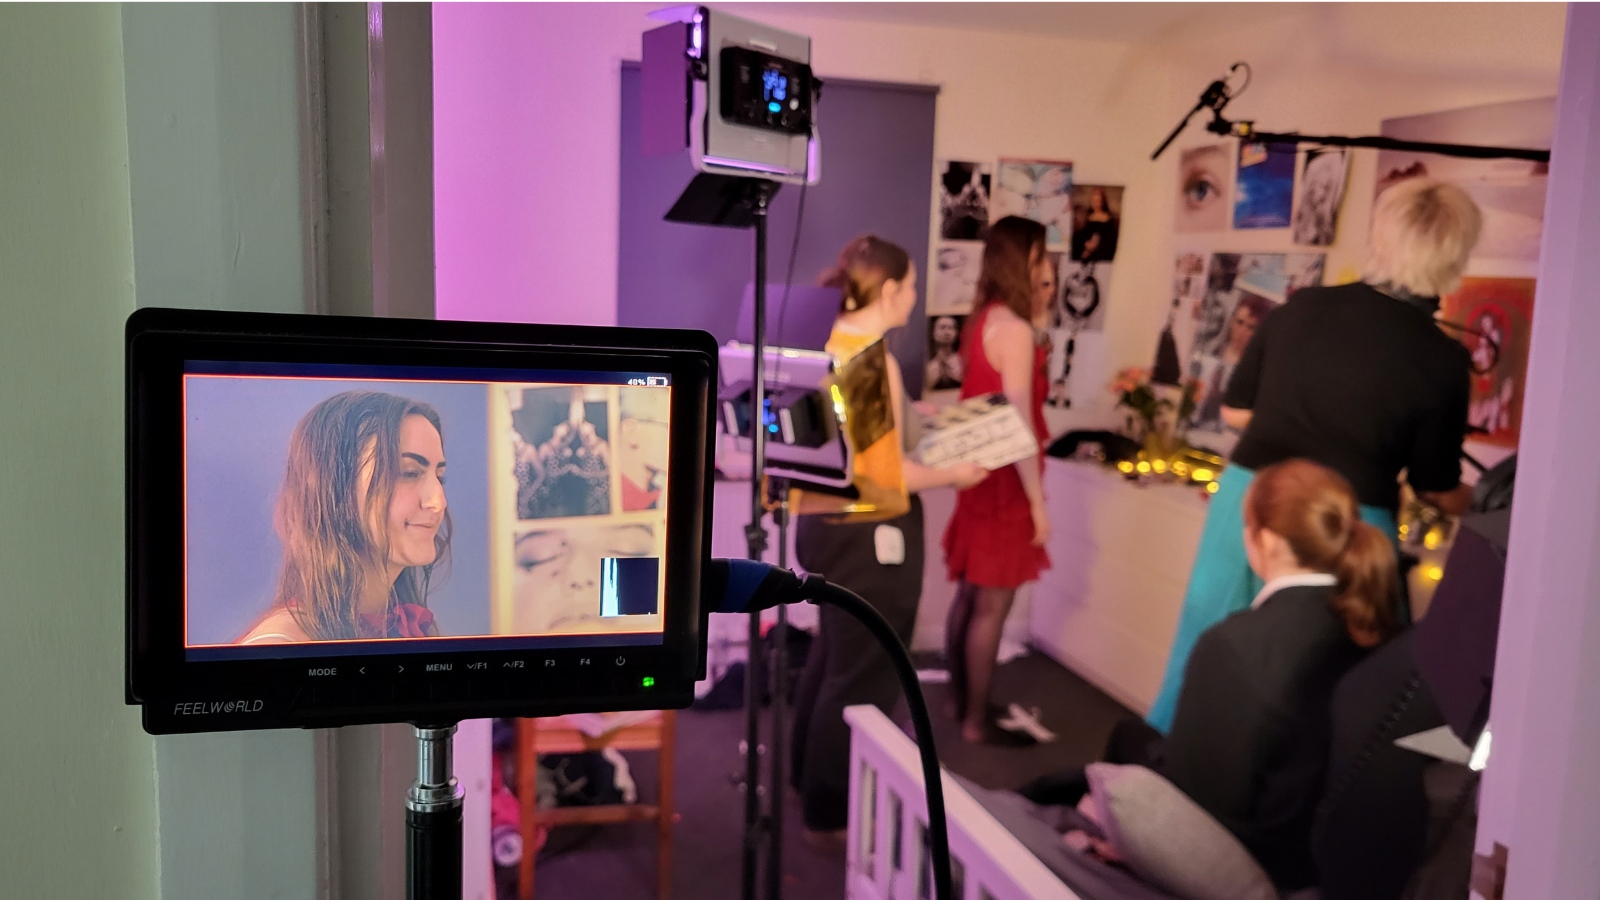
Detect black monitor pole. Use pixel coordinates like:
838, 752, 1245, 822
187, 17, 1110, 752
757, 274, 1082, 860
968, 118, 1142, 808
406, 723, 465, 900
665, 172, 788, 900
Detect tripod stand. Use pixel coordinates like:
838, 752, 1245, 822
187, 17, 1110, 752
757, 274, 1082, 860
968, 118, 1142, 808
664, 170, 793, 900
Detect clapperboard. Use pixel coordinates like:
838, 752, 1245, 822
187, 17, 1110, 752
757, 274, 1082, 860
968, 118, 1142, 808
915, 393, 1038, 471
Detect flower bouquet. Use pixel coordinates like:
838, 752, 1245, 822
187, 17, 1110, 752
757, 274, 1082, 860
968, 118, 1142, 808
1108, 369, 1214, 482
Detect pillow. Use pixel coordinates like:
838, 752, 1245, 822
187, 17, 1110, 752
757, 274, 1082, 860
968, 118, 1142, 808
1087, 763, 1278, 900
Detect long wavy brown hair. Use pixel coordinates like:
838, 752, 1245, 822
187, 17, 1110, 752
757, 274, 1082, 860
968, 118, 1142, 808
979, 215, 1047, 322
273, 391, 452, 640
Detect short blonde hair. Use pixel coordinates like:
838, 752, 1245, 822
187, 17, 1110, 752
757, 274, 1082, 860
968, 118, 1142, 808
1364, 178, 1482, 298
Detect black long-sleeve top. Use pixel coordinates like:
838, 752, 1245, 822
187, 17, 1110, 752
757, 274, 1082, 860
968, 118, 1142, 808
1158, 583, 1369, 890
1224, 282, 1472, 513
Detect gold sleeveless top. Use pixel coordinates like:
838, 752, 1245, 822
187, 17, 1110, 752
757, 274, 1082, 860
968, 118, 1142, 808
789, 325, 911, 523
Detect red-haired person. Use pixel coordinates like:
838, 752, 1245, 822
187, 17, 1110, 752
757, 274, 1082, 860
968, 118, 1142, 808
1047, 460, 1402, 892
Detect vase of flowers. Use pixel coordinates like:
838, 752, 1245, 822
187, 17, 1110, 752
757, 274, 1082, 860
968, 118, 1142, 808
1109, 369, 1206, 462
1109, 367, 1162, 442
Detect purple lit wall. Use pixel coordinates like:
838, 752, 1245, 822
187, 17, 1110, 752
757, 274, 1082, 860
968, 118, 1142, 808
434, 3, 938, 374
617, 64, 938, 392
433, 3, 649, 326
1477, 5, 1600, 895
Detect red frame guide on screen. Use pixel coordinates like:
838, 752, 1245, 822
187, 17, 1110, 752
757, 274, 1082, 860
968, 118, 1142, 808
127, 309, 716, 734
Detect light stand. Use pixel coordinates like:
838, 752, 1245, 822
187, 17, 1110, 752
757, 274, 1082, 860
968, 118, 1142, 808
766, 476, 791, 900
665, 171, 790, 900
740, 179, 779, 900
406, 723, 465, 900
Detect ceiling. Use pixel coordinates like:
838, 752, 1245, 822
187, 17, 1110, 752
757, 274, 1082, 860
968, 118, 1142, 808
722, 2, 1306, 45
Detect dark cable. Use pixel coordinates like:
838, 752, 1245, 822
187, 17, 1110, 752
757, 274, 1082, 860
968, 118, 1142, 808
770, 181, 809, 386
801, 577, 953, 900
1228, 61, 1251, 100
706, 559, 953, 900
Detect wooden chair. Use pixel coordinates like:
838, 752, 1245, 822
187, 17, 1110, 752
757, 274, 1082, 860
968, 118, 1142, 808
515, 711, 676, 900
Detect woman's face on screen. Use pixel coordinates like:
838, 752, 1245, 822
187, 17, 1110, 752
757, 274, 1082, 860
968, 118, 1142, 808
514, 524, 655, 632
386, 414, 448, 572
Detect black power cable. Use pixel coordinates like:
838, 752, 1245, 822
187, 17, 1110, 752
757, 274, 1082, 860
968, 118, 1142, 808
772, 181, 810, 365
802, 576, 954, 900
708, 559, 953, 900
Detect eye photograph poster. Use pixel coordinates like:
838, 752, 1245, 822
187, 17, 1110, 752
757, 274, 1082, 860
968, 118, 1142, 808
1176, 143, 1232, 233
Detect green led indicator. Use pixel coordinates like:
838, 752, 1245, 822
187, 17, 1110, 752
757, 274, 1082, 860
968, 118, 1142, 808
641, 676, 656, 688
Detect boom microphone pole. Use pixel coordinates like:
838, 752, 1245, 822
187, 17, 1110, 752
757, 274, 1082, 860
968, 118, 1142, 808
1154, 62, 1551, 165
1150, 66, 1241, 161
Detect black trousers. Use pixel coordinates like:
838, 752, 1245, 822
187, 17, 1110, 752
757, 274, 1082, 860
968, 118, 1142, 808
789, 498, 924, 831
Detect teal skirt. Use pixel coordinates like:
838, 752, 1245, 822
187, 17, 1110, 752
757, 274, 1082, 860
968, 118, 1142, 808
1145, 465, 1399, 734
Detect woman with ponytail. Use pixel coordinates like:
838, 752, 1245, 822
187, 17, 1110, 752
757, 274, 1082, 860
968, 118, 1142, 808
1025, 459, 1398, 891
789, 235, 988, 844
1160, 459, 1399, 889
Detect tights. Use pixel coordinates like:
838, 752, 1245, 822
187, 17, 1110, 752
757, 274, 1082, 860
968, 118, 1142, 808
944, 581, 1019, 732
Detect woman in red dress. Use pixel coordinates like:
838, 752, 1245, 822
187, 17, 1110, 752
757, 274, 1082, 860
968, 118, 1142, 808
943, 215, 1053, 744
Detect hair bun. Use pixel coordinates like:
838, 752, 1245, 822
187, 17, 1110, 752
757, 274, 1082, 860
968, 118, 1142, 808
819, 266, 850, 290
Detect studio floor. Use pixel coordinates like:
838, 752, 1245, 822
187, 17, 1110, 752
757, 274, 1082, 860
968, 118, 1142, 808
510, 650, 1132, 899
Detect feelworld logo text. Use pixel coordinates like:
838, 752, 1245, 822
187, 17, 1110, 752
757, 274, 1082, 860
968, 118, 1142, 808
173, 700, 266, 715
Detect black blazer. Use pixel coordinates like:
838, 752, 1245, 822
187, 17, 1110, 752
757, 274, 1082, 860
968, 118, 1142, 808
1158, 584, 1369, 890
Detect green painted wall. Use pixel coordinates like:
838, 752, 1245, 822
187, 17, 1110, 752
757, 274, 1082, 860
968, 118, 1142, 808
121, 2, 306, 314
0, 4, 160, 896
1, 4, 320, 895
118, 4, 323, 898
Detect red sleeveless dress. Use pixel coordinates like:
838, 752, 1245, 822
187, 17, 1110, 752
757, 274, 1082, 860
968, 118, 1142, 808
942, 302, 1052, 588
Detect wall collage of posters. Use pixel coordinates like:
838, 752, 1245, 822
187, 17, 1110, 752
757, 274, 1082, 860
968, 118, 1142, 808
1165, 95, 1551, 455
929, 158, 1123, 417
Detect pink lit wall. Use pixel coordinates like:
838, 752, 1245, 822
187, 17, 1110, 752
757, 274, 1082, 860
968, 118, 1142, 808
1476, 5, 1600, 895
433, 3, 655, 326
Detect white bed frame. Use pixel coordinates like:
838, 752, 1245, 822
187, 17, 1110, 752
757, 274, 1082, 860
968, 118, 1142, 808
845, 704, 1085, 900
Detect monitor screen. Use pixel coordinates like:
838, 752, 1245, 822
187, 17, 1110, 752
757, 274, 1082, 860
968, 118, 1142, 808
182, 360, 675, 661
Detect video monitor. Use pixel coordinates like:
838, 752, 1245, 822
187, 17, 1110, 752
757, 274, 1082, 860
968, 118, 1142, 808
127, 308, 716, 734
